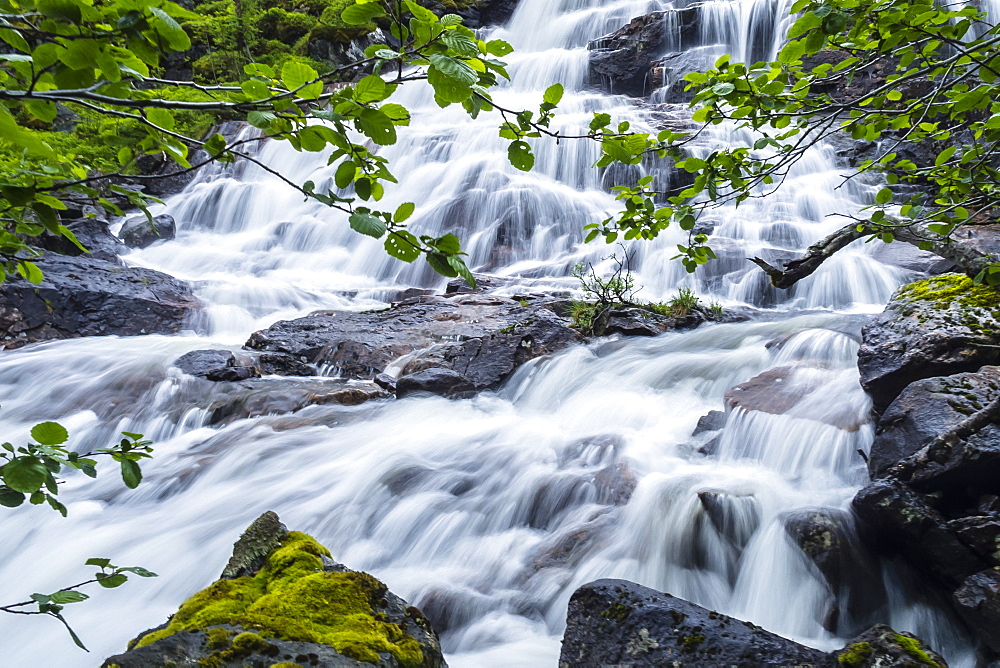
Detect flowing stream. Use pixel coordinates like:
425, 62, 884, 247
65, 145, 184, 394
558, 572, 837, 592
0, 0, 981, 665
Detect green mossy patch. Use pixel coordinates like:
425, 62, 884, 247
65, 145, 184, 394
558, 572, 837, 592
896, 274, 1000, 310
134, 532, 424, 667
837, 641, 873, 666
893, 633, 941, 667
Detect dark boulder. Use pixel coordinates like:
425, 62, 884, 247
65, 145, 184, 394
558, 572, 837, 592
0, 255, 200, 349
173, 349, 259, 382
560, 580, 948, 667
852, 479, 989, 589
867, 367, 1000, 479
857, 274, 1000, 413
592, 306, 706, 337
245, 295, 582, 394
38, 215, 127, 264
724, 366, 865, 430
587, 9, 698, 97
559, 579, 830, 666
204, 378, 389, 425
103, 512, 446, 668
119, 213, 177, 249
649, 46, 718, 103
833, 624, 948, 667
396, 368, 477, 399
953, 569, 1000, 653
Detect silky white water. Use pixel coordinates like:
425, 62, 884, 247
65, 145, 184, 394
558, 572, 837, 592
0, 0, 979, 665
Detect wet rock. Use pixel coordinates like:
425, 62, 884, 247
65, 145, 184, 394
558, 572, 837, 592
857, 274, 1000, 413
867, 367, 1000, 479
253, 352, 317, 377
245, 298, 582, 394
724, 366, 865, 430
119, 213, 176, 249
0, 255, 200, 349
693, 410, 727, 436
592, 306, 706, 337
559, 579, 830, 666
587, 9, 699, 97
38, 215, 127, 264
953, 569, 1000, 653
945, 516, 1000, 565
205, 378, 389, 425
698, 491, 761, 552
104, 512, 446, 668
783, 508, 886, 631
396, 368, 476, 399
593, 462, 637, 506
833, 624, 948, 667
852, 478, 989, 589
649, 46, 718, 103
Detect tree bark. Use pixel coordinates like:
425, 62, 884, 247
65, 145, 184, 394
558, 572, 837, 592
749, 220, 998, 289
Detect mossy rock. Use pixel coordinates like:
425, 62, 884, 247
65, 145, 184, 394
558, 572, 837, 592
859, 273, 1000, 412
103, 513, 446, 668
834, 625, 947, 667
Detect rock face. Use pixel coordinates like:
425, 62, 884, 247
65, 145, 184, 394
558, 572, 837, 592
587, 9, 698, 97
173, 349, 260, 382
245, 294, 582, 395
592, 306, 707, 337
39, 214, 127, 264
559, 579, 946, 667
857, 274, 1000, 413
119, 213, 177, 249
0, 255, 200, 349
103, 512, 446, 668
867, 366, 1000, 479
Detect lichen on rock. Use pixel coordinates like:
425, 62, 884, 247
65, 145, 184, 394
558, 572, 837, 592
104, 513, 445, 668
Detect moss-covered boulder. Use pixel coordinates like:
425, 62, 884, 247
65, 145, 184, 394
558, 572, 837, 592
559, 579, 948, 667
103, 513, 445, 668
858, 274, 1000, 413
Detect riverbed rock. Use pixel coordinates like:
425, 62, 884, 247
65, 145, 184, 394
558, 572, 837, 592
559, 579, 823, 666
103, 512, 446, 668
868, 366, 1000, 479
245, 296, 582, 395
833, 624, 948, 667
119, 213, 177, 248
953, 569, 1000, 653
724, 366, 865, 431
592, 306, 707, 337
204, 377, 389, 425
173, 349, 260, 382
38, 215, 127, 264
587, 9, 699, 97
0, 255, 200, 349
396, 367, 477, 399
852, 479, 989, 589
857, 274, 1000, 413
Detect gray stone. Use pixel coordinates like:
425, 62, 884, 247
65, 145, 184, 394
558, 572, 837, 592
953, 569, 1000, 653
221, 511, 288, 580
833, 624, 948, 667
396, 368, 476, 399
119, 213, 176, 249
0, 255, 200, 349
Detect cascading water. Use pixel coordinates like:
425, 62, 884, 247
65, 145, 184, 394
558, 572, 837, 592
0, 0, 982, 665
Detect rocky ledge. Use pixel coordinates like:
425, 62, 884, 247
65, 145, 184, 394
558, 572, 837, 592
560, 579, 946, 667
852, 274, 1000, 657
104, 511, 446, 668
243, 293, 584, 397
0, 253, 200, 349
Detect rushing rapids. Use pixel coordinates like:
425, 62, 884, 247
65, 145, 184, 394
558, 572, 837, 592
0, 0, 980, 665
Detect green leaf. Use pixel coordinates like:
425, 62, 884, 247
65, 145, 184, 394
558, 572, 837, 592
281, 60, 319, 92
120, 458, 142, 489
384, 230, 421, 262
49, 590, 89, 605
341, 2, 386, 25
427, 253, 459, 277
543, 83, 564, 106
86, 558, 112, 568
247, 110, 277, 129
428, 54, 479, 85
394, 202, 415, 222
119, 566, 157, 577
3, 456, 48, 493
0, 487, 25, 508
31, 422, 68, 446
357, 109, 397, 146
507, 140, 535, 171
349, 212, 387, 238
447, 255, 476, 287
335, 161, 357, 190
875, 187, 893, 205
354, 75, 388, 104
97, 573, 128, 588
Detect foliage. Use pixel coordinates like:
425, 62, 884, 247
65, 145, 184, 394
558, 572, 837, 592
0, 421, 152, 515
0, 420, 156, 650
598, 0, 1000, 285
0, 557, 157, 651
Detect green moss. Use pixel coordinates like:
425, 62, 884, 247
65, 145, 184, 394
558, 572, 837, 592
601, 603, 632, 622
896, 274, 1000, 310
134, 532, 424, 667
271, 664, 304, 668
838, 641, 873, 666
681, 634, 705, 652
894, 633, 940, 667
204, 626, 231, 649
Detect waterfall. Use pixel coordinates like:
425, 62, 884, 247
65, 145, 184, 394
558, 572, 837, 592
0, 0, 977, 666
